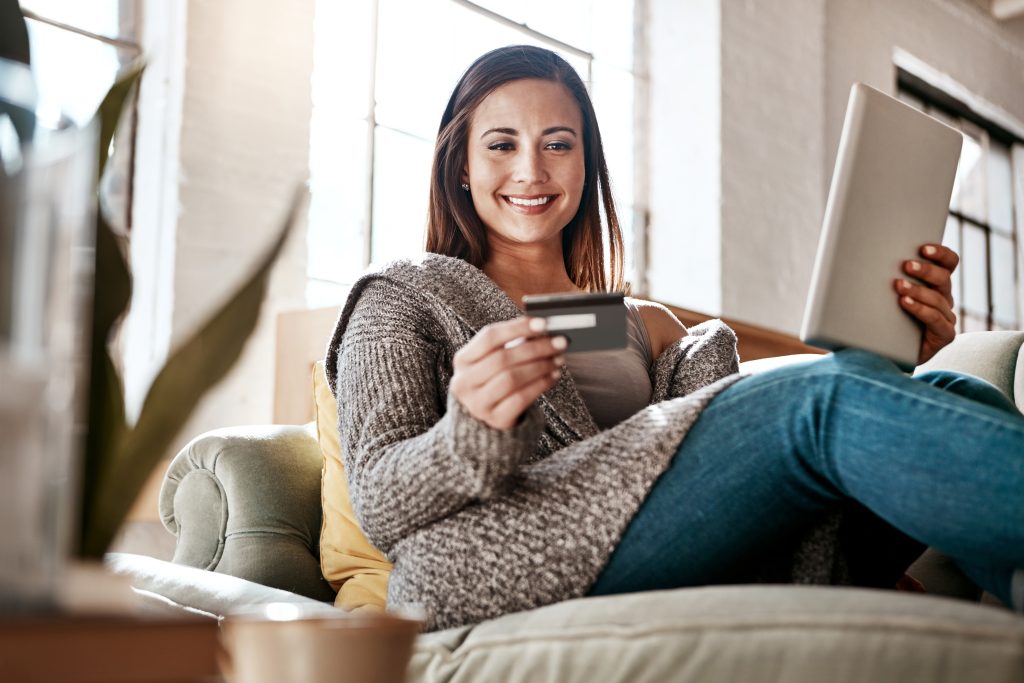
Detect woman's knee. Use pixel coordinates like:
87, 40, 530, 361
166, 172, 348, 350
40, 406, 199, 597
913, 370, 1017, 413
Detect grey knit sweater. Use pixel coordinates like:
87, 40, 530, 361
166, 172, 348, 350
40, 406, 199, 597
326, 254, 845, 631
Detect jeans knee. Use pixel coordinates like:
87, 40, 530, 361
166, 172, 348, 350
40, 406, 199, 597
916, 369, 983, 392
914, 370, 1014, 412
814, 349, 899, 379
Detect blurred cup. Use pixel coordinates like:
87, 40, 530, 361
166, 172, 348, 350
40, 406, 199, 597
220, 603, 423, 683
0, 57, 96, 612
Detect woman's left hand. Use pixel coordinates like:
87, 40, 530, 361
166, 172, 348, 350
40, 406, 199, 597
894, 244, 959, 365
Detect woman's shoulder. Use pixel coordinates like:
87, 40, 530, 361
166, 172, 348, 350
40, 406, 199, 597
628, 298, 687, 359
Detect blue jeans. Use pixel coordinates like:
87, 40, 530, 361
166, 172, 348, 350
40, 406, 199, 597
588, 350, 1024, 606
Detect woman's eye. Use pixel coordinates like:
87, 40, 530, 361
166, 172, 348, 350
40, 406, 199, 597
546, 141, 572, 151
488, 142, 514, 151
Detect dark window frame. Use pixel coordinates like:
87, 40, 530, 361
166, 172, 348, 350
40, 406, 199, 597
897, 68, 1022, 331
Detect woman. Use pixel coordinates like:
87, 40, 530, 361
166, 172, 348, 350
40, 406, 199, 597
325, 45, 1023, 632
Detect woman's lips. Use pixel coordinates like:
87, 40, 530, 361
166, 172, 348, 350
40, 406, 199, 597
502, 194, 557, 215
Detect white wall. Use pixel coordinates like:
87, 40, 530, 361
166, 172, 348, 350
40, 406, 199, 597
646, 0, 722, 315
127, 0, 314, 519
826, 0, 1024, 174
646, 0, 1024, 337
720, 0, 827, 333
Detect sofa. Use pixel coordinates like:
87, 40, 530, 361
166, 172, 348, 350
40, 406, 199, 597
110, 330, 1024, 682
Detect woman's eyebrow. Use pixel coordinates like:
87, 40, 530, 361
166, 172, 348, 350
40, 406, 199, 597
543, 126, 577, 137
479, 126, 578, 139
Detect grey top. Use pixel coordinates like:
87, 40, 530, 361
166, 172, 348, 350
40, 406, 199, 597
325, 254, 849, 632
564, 300, 653, 429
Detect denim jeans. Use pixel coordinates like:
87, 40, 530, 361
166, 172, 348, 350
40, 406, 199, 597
588, 349, 1024, 606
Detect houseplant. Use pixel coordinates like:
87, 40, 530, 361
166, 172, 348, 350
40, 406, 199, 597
0, 2, 301, 569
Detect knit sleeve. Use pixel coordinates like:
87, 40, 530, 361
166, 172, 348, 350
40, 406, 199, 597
650, 319, 740, 403
335, 279, 545, 555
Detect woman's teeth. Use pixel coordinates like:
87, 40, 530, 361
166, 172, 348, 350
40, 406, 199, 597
506, 196, 552, 207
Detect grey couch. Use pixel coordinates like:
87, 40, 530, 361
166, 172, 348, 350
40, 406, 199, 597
112, 331, 1024, 682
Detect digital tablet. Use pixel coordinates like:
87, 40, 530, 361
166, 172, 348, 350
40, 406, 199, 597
800, 82, 962, 369
522, 291, 627, 353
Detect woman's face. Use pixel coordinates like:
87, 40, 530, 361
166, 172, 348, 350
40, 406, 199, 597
464, 78, 585, 251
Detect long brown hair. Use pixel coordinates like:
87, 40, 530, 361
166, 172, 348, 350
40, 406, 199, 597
425, 45, 624, 293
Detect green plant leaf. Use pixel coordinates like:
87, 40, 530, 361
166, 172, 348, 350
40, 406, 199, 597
79, 187, 305, 557
79, 62, 144, 556
95, 59, 144, 179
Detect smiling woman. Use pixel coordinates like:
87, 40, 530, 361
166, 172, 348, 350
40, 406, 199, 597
427, 47, 624, 299
319, 45, 1024, 634
465, 80, 585, 272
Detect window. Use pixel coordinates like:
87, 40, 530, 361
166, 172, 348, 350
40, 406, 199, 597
20, 0, 142, 235
898, 70, 1023, 332
307, 0, 641, 306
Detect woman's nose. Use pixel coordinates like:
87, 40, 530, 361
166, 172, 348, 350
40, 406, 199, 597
512, 147, 548, 184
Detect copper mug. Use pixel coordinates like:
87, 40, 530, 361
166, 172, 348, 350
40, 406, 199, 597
219, 603, 423, 683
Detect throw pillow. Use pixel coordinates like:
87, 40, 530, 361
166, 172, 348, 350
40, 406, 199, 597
314, 360, 392, 612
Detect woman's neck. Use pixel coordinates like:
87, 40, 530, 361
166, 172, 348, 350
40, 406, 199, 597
483, 244, 580, 308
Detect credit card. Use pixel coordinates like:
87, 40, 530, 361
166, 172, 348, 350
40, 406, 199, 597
522, 291, 627, 353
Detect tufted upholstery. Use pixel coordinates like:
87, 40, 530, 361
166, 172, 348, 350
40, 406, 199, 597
159, 423, 335, 602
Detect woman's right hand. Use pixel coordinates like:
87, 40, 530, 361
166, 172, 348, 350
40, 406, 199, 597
449, 317, 567, 431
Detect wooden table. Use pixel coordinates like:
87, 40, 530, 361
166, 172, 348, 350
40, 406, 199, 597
0, 612, 221, 683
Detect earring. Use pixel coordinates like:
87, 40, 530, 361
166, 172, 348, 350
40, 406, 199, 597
461, 183, 470, 191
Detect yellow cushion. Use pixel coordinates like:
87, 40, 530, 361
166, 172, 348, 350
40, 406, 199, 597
314, 360, 392, 612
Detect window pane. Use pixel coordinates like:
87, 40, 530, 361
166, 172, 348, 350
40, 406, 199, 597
592, 0, 634, 69
987, 141, 1014, 235
375, 0, 591, 140
25, 18, 122, 123
961, 223, 988, 321
990, 232, 1017, 328
952, 123, 986, 223
21, 0, 122, 40
308, 120, 371, 283
591, 60, 634, 212
521, 0, 594, 54
375, 0, 459, 142
470, 0, 528, 24
370, 126, 434, 264
306, 279, 352, 309
962, 312, 988, 332
313, 0, 374, 121
473, 0, 598, 53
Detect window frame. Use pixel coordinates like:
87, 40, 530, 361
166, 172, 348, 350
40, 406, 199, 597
897, 67, 1023, 332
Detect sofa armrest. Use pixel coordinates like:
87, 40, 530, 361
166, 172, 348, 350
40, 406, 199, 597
915, 330, 1024, 412
159, 424, 335, 602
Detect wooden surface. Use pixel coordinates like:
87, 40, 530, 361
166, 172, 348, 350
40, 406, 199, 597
0, 613, 221, 683
274, 306, 340, 425
662, 304, 827, 361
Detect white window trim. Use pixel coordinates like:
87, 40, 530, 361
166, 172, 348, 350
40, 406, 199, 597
893, 48, 1024, 141
122, 0, 187, 421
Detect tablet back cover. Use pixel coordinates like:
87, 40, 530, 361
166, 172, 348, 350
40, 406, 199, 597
800, 82, 962, 369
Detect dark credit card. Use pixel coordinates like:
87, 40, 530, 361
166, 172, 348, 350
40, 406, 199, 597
522, 291, 627, 353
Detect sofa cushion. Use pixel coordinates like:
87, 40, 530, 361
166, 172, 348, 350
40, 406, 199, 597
315, 361, 392, 611
412, 585, 1024, 683
108, 554, 1024, 682
105, 553, 327, 618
